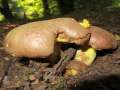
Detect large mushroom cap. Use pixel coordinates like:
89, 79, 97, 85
4, 28, 56, 58
88, 26, 117, 50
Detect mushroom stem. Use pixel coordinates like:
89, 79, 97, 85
74, 46, 96, 66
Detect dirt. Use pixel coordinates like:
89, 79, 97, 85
0, 9, 120, 90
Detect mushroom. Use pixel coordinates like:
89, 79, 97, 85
64, 60, 87, 77
88, 26, 118, 50
4, 18, 90, 59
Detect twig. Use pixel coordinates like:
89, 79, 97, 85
0, 58, 17, 87
44, 48, 76, 82
54, 48, 76, 75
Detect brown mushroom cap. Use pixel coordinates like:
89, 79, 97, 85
4, 28, 56, 58
64, 60, 87, 77
4, 18, 90, 58
88, 26, 117, 50
65, 60, 87, 72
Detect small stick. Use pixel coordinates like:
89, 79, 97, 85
44, 48, 76, 82
54, 48, 76, 75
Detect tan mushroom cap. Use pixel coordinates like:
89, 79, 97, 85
88, 26, 117, 50
4, 28, 56, 58
4, 18, 90, 58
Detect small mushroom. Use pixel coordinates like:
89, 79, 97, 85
4, 18, 90, 59
88, 26, 118, 50
64, 60, 87, 77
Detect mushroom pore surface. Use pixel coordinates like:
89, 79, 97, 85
4, 18, 90, 58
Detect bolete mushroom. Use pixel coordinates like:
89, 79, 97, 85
64, 60, 87, 77
88, 26, 118, 50
4, 18, 90, 59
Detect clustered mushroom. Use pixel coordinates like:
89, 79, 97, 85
4, 18, 117, 77
64, 19, 118, 77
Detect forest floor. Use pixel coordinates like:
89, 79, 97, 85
0, 9, 120, 90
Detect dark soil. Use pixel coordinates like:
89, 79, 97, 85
0, 9, 120, 90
